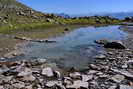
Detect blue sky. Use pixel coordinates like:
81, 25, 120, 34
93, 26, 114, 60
18, 0, 133, 15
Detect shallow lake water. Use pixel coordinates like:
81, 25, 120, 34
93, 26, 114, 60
18, 25, 127, 69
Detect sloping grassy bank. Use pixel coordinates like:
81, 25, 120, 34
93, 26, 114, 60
0, 17, 122, 34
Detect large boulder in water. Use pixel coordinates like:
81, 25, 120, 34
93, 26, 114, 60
104, 41, 126, 49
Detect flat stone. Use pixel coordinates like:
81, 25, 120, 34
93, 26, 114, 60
21, 74, 36, 81
42, 67, 54, 77
25, 85, 33, 89
89, 64, 99, 70
36, 58, 47, 63
0, 86, 4, 89
95, 54, 106, 60
108, 85, 117, 89
66, 80, 88, 89
69, 72, 81, 79
111, 74, 125, 83
12, 82, 25, 89
45, 81, 59, 87
17, 68, 32, 77
87, 70, 98, 74
119, 85, 133, 89
111, 69, 133, 79
82, 75, 93, 82
45, 80, 64, 89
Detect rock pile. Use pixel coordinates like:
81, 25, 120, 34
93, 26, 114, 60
0, 47, 133, 89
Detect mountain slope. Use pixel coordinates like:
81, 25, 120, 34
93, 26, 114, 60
0, 0, 61, 33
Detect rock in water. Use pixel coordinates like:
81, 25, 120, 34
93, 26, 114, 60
104, 41, 126, 49
95, 39, 109, 45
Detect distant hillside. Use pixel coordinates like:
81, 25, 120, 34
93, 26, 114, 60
56, 13, 70, 18
104, 12, 133, 19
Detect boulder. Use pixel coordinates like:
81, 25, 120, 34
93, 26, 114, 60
104, 41, 126, 49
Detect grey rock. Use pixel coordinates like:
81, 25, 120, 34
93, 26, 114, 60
127, 60, 133, 69
21, 74, 36, 81
87, 70, 98, 74
104, 41, 126, 49
42, 67, 54, 77
45, 81, 65, 89
119, 85, 133, 89
63, 77, 73, 86
12, 82, 25, 89
82, 75, 93, 82
111, 74, 125, 83
36, 58, 47, 63
69, 72, 81, 79
54, 70, 61, 78
95, 39, 109, 45
0, 86, 4, 89
111, 69, 133, 79
95, 54, 106, 60
17, 68, 32, 77
108, 85, 117, 89
45, 80, 59, 87
89, 64, 99, 70
66, 80, 88, 89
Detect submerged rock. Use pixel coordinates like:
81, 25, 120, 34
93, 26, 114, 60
95, 54, 106, 60
95, 39, 109, 45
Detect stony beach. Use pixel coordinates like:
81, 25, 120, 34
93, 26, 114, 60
0, 26, 132, 89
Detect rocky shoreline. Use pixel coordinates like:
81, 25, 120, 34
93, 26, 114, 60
0, 47, 133, 89
0, 26, 133, 89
